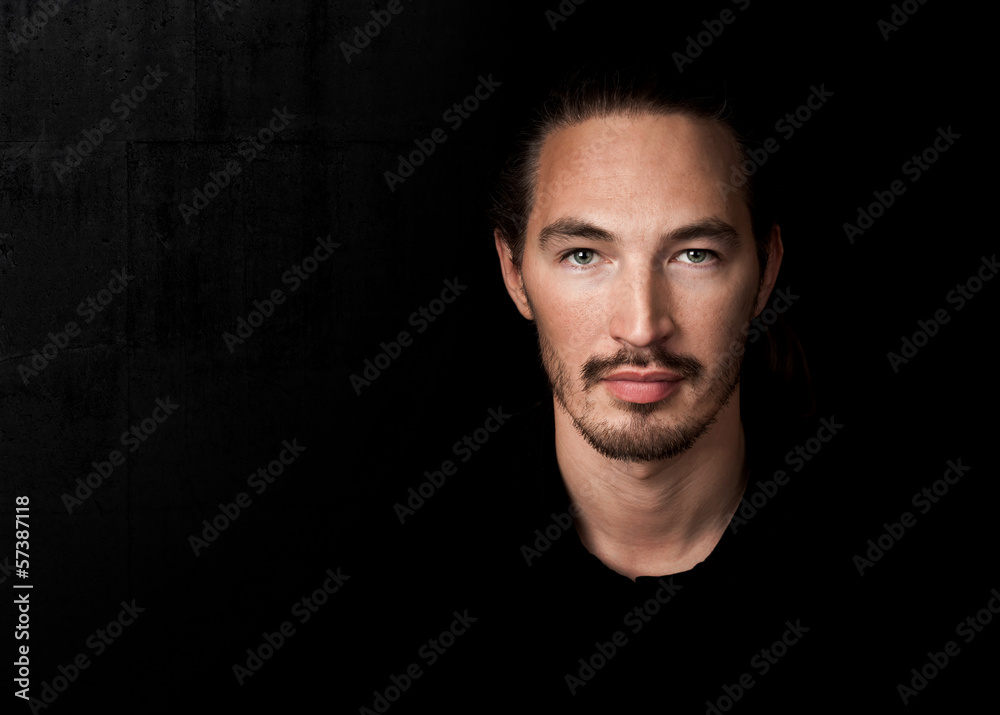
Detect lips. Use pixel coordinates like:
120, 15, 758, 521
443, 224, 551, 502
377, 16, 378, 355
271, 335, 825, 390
601, 370, 683, 404
602, 370, 683, 382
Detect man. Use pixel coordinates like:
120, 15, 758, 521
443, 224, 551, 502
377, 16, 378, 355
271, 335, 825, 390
340, 68, 831, 714
384, 67, 833, 712
490, 67, 803, 580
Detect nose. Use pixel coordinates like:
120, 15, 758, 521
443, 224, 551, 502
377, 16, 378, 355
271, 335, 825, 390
607, 264, 676, 349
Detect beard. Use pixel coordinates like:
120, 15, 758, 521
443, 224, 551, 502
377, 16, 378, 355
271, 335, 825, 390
535, 315, 752, 464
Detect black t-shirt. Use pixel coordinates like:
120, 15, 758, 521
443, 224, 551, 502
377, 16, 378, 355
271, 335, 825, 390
385, 396, 843, 713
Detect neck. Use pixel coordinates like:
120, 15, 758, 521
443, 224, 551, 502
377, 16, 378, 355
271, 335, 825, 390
554, 393, 747, 580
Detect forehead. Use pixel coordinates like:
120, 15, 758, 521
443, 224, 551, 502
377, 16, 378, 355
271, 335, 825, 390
530, 113, 748, 236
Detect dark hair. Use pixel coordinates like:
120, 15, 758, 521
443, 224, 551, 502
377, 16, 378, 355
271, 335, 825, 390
489, 65, 776, 281
489, 64, 815, 420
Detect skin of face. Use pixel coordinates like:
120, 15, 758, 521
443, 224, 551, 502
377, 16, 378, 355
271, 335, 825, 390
495, 112, 784, 465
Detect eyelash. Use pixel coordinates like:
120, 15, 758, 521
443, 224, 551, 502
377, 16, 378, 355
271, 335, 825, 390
559, 248, 721, 269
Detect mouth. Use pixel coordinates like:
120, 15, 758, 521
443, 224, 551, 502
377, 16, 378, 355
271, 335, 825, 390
600, 370, 683, 404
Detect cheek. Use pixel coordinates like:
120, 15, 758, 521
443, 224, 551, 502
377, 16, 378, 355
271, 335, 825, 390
527, 273, 601, 362
538, 303, 599, 363
674, 279, 756, 351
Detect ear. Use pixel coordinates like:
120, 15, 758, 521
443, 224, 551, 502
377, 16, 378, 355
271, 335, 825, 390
752, 223, 784, 317
494, 229, 534, 321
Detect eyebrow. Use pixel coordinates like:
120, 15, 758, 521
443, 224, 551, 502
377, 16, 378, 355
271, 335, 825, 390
537, 216, 742, 253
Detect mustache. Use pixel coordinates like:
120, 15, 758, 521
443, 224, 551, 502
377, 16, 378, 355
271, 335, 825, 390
580, 345, 704, 389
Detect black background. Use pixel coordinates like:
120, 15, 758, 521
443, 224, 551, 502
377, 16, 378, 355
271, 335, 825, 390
0, 0, 994, 712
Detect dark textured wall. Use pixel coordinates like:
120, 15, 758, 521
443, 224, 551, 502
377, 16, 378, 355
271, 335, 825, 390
0, 0, 993, 712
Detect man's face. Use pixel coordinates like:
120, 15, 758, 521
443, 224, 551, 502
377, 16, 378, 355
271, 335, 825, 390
496, 112, 782, 463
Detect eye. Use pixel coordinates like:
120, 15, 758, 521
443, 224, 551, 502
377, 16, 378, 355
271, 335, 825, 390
563, 248, 599, 267
676, 249, 719, 265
